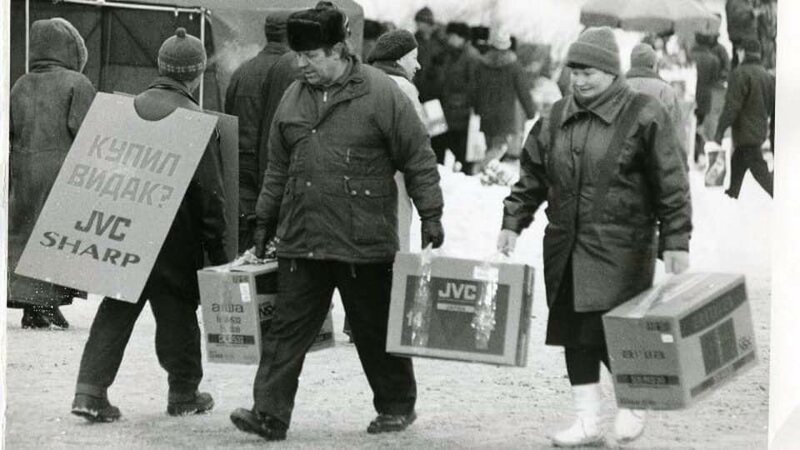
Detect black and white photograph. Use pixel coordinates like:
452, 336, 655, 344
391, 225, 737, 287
1, 0, 795, 448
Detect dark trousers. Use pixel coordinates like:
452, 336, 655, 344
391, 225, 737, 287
565, 346, 611, 386
727, 145, 774, 198
75, 290, 202, 399
253, 258, 416, 427
431, 129, 471, 173
238, 153, 259, 253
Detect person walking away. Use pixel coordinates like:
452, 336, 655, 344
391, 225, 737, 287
225, 11, 292, 252
497, 27, 692, 447
70, 28, 229, 423
367, 28, 426, 252
412, 6, 445, 103
726, 0, 759, 68
626, 43, 685, 162
714, 39, 774, 198
756, 0, 777, 71
8, 18, 96, 329
691, 35, 723, 166
472, 29, 536, 168
228, 3, 444, 441
431, 21, 480, 171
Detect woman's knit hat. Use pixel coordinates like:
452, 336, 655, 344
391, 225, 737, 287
367, 29, 418, 63
158, 28, 206, 81
566, 26, 620, 75
414, 7, 435, 26
630, 43, 657, 69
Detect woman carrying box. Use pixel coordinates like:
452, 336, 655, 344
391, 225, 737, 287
497, 27, 692, 447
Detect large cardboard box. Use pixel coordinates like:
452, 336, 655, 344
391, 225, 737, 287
603, 273, 757, 410
387, 252, 534, 366
198, 262, 334, 364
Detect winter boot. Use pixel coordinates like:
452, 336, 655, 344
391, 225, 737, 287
614, 408, 647, 444
71, 393, 122, 423
367, 411, 417, 434
167, 391, 214, 416
551, 383, 605, 447
21, 307, 52, 329
230, 408, 288, 441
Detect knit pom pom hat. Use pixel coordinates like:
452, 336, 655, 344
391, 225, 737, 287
566, 26, 620, 75
158, 27, 206, 81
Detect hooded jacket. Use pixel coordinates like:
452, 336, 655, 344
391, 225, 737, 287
256, 57, 443, 263
503, 78, 691, 312
8, 18, 96, 307
472, 49, 537, 137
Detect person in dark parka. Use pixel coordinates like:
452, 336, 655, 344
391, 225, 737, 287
71, 28, 228, 424
431, 21, 481, 171
225, 11, 292, 252
471, 29, 536, 166
497, 27, 691, 447
714, 39, 774, 198
229, 4, 444, 441
9, 18, 96, 330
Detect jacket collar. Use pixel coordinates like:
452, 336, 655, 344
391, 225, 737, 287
371, 60, 410, 80
262, 41, 290, 55
742, 54, 763, 65
561, 77, 630, 126
147, 76, 199, 105
625, 66, 661, 81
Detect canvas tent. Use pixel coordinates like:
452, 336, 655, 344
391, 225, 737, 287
10, 0, 365, 111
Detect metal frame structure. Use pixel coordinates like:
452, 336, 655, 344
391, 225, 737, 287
25, 0, 208, 106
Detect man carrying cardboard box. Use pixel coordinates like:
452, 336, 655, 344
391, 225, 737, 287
229, 2, 444, 441
70, 28, 229, 423
497, 27, 692, 447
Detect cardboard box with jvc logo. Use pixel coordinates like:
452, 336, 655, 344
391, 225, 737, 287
198, 261, 333, 365
387, 252, 534, 366
603, 273, 756, 410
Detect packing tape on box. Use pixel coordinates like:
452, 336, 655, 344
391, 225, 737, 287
627, 273, 708, 318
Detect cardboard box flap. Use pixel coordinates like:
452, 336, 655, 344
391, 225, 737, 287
607, 273, 745, 319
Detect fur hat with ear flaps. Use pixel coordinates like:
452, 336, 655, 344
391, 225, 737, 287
287, 2, 350, 52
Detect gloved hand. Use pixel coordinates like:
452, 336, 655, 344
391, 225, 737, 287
253, 222, 276, 259
663, 250, 690, 274
421, 219, 444, 249
207, 241, 230, 266
496, 229, 519, 256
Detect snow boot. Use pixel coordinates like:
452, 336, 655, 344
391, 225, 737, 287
230, 408, 288, 441
551, 383, 605, 447
614, 408, 647, 444
21, 307, 52, 329
71, 394, 122, 423
367, 411, 417, 434
167, 391, 214, 416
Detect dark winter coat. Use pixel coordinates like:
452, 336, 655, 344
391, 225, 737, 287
414, 29, 447, 102
690, 44, 722, 117
472, 49, 536, 137
715, 55, 775, 147
502, 78, 692, 312
726, 0, 758, 43
134, 77, 228, 300
256, 51, 301, 192
225, 42, 291, 158
256, 57, 443, 263
436, 44, 481, 131
9, 18, 95, 307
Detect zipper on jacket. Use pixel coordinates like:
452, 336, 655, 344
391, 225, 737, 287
346, 148, 351, 164
323, 90, 328, 103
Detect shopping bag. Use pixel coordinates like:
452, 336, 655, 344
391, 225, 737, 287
465, 113, 486, 162
704, 146, 727, 188
422, 99, 448, 137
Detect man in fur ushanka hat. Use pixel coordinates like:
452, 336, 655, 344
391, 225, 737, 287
229, 1, 444, 442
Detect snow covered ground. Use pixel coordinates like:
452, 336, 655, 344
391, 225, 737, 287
6, 165, 771, 449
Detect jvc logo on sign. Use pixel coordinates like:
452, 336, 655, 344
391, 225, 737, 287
437, 282, 479, 302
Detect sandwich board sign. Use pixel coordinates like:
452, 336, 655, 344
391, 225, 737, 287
14, 92, 218, 303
